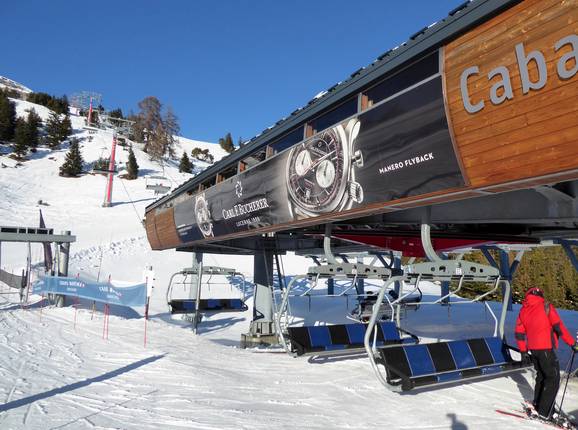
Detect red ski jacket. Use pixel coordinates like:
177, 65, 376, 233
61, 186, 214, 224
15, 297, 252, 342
515, 293, 575, 352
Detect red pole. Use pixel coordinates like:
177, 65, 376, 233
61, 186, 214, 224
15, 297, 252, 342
103, 135, 117, 207
87, 97, 93, 126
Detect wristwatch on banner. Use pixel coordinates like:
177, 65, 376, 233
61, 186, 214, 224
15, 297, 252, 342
194, 192, 214, 238
285, 118, 363, 219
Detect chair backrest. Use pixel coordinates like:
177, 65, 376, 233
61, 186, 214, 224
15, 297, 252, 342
286, 321, 406, 355
379, 337, 521, 390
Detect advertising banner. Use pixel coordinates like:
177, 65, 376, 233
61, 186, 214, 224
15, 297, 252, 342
32, 276, 147, 307
174, 75, 465, 244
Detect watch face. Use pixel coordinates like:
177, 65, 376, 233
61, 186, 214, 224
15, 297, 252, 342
286, 126, 350, 214
194, 193, 213, 237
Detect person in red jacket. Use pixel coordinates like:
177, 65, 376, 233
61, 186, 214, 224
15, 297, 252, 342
515, 287, 578, 419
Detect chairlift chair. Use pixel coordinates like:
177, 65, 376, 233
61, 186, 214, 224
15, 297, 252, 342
351, 285, 422, 323
363, 259, 532, 391
274, 262, 418, 358
145, 176, 171, 195
166, 264, 248, 333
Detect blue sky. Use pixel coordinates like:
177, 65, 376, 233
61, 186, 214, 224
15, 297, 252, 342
2, 0, 461, 143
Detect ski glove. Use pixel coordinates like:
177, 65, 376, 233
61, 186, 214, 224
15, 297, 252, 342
521, 352, 532, 364
572, 344, 578, 353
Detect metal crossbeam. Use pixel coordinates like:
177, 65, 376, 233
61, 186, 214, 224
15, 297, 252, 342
404, 260, 500, 283
0, 226, 76, 244
180, 266, 237, 276
306, 263, 391, 279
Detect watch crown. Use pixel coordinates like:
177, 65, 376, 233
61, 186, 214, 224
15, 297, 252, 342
353, 150, 364, 168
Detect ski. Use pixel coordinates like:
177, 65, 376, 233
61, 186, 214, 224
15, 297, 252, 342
496, 408, 576, 429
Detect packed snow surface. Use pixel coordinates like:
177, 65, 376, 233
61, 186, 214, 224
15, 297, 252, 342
1, 101, 578, 429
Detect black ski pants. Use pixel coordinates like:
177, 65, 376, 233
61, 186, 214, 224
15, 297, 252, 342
531, 348, 560, 417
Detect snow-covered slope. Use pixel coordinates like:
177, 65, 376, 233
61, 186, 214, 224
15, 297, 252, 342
0, 75, 32, 96
1, 99, 578, 430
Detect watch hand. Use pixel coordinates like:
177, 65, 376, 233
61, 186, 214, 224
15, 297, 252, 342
302, 151, 335, 175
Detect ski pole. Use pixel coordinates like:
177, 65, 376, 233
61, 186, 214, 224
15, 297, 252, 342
558, 348, 576, 416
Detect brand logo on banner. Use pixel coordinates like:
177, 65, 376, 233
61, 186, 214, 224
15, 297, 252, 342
235, 180, 243, 198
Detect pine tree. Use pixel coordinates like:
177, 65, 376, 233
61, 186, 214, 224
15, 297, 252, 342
26, 109, 42, 152
13, 118, 28, 159
162, 107, 179, 158
59, 138, 84, 177
135, 96, 163, 155
219, 132, 235, 153
60, 114, 72, 140
224, 132, 235, 153
109, 108, 124, 119
0, 92, 16, 142
45, 111, 72, 148
46, 111, 63, 148
127, 147, 139, 179
179, 151, 192, 173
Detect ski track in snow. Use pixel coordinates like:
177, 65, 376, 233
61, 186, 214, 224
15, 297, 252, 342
1, 285, 564, 430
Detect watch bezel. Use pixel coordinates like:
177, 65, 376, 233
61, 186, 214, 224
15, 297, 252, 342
285, 124, 351, 215
194, 193, 214, 238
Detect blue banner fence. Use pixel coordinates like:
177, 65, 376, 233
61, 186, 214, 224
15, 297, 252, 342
32, 276, 147, 307
32, 275, 152, 345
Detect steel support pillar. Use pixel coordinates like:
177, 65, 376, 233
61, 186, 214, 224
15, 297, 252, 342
327, 278, 335, 295
557, 239, 578, 273
356, 256, 365, 295
393, 256, 402, 297
189, 253, 203, 300
252, 249, 274, 323
480, 247, 523, 311
242, 248, 278, 347
192, 261, 203, 334
54, 231, 72, 307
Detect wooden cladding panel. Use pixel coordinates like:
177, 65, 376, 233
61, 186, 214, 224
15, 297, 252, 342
481, 168, 578, 192
444, 0, 578, 188
146, 207, 181, 250
144, 212, 161, 250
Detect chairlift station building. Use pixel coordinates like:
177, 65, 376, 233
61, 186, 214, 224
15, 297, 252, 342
145, 0, 578, 257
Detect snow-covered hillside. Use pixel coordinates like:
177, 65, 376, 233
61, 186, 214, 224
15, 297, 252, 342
1, 98, 578, 429
0, 75, 32, 97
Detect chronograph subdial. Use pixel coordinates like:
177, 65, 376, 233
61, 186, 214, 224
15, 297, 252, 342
294, 150, 312, 177
316, 159, 336, 188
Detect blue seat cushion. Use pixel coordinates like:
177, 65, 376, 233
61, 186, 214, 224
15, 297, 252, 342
484, 337, 510, 365
346, 323, 366, 345
448, 340, 477, 369
307, 326, 332, 348
378, 321, 402, 342
169, 299, 247, 313
404, 344, 436, 376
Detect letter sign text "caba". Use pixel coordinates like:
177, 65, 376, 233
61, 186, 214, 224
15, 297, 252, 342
460, 34, 578, 114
